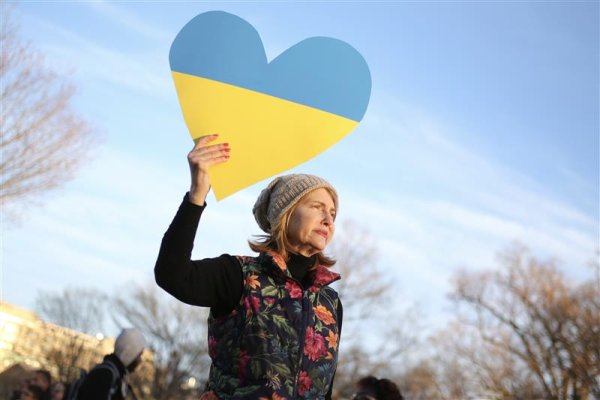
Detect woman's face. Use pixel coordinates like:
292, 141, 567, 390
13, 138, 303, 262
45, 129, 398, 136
286, 188, 336, 257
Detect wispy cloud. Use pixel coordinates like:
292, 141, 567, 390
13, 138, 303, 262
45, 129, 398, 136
24, 14, 171, 98
330, 97, 598, 318
2, 145, 260, 308
358, 95, 596, 233
3, 148, 179, 303
86, 1, 173, 44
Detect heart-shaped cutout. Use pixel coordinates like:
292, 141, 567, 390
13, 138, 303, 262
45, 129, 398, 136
170, 11, 371, 200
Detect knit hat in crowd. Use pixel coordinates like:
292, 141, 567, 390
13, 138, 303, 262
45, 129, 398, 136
114, 328, 145, 367
253, 174, 338, 233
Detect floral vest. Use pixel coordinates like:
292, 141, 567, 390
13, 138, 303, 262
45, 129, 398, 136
205, 251, 341, 399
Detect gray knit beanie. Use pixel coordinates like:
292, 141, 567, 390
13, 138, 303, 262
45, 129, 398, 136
253, 174, 338, 233
114, 328, 145, 367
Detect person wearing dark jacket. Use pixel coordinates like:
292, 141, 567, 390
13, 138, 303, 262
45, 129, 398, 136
76, 328, 145, 400
155, 135, 343, 399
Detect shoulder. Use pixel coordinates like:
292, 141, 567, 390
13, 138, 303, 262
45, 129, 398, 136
88, 357, 124, 382
320, 286, 341, 305
88, 363, 120, 380
234, 255, 263, 272
202, 253, 242, 265
195, 254, 243, 273
80, 365, 117, 391
86, 367, 113, 381
234, 255, 258, 265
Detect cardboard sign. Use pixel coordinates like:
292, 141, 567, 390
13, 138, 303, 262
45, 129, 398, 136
170, 11, 371, 200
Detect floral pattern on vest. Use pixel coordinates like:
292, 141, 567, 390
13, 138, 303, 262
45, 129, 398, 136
206, 251, 341, 399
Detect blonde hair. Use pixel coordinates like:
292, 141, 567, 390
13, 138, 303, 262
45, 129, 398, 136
249, 188, 337, 268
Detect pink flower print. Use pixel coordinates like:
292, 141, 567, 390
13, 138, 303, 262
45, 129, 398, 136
313, 266, 338, 286
303, 327, 326, 361
297, 370, 312, 396
244, 295, 261, 315
285, 281, 302, 299
265, 297, 276, 306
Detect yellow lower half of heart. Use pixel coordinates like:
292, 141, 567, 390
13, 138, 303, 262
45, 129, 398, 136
172, 71, 358, 200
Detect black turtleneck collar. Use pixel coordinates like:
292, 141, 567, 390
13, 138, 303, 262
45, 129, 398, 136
287, 252, 316, 287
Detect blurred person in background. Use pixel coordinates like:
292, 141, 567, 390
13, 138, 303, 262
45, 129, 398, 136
50, 382, 66, 400
74, 328, 145, 400
19, 384, 45, 400
31, 370, 51, 400
351, 376, 403, 400
10, 377, 32, 400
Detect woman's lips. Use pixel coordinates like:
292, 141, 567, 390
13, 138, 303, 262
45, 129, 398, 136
316, 230, 328, 239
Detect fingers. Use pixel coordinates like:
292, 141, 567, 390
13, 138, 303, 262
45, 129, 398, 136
191, 143, 230, 156
191, 134, 229, 155
188, 134, 231, 169
188, 144, 230, 160
188, 151, 230, 168
194, 133, 219, 148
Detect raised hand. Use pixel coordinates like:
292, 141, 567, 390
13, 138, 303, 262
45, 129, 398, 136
187, 134, 230, 205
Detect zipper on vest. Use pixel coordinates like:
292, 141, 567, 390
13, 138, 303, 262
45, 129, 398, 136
292, 288, 310, 396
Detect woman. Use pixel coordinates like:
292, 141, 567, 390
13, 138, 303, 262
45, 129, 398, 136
155, 135, 342, 399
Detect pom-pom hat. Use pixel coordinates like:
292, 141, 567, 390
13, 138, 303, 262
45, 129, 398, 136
114, 328, 145, 367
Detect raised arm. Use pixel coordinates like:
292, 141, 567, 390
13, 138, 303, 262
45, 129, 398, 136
154, 136, 242, 317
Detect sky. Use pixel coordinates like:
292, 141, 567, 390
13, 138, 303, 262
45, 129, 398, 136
2, 1, 599, 337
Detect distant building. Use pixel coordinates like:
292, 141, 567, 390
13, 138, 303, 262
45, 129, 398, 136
0, 302, 113, 373
0, 302, 154, 398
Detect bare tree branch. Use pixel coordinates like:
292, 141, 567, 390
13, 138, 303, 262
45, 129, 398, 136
446, 244, 599, 400
0, 8, 98, 219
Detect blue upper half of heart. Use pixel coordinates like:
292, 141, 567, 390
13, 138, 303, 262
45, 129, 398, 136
169, 11, 371, 122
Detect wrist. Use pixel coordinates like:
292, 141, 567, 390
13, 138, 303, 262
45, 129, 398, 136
188, 188, 207, 206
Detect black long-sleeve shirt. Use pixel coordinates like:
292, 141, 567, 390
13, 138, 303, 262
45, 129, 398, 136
154, 194, 243, 317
